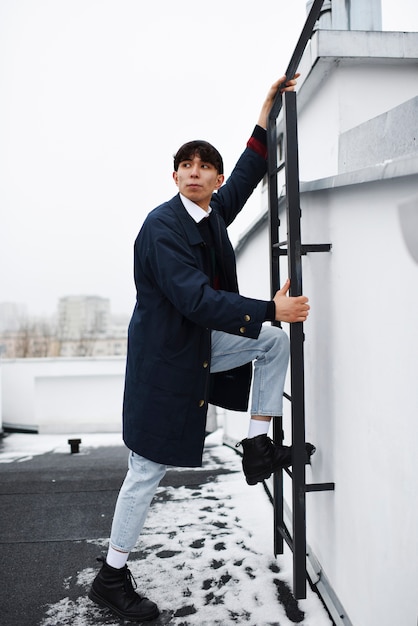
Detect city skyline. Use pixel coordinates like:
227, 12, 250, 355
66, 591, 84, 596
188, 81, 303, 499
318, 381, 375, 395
1, 0, 417, 317
0, 295, 130, 331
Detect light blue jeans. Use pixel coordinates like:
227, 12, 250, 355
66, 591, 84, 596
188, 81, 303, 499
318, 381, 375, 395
110, 325, 289, 552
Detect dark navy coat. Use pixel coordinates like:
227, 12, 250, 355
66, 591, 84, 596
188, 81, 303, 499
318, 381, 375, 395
122, 144, 269, 467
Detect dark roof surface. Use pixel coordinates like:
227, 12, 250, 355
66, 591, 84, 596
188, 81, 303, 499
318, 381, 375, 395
0, 434, 330, 626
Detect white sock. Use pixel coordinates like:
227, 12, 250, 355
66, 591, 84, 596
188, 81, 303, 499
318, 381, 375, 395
106, 545, 129, 569
247, 418, 270, 439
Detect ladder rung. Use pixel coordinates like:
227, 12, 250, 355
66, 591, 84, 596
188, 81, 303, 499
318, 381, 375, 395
272, 243, 331, 257
268, 162, 285, 177
276, 523, 293, 551
306, 482, 335, 492
301, 243, 332, 253
281, 469, 335, 493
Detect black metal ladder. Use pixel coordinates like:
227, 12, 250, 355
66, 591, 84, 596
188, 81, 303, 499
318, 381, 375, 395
266, 0, 334, 600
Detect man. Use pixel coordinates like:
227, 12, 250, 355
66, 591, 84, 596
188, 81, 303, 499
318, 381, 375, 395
89, 75, 313, 622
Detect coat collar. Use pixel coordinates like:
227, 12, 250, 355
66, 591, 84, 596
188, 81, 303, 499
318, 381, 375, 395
167, 194, 212, 246
179, 193, 212, 223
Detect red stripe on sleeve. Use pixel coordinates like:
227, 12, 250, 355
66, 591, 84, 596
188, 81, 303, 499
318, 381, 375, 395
247, 136, 267, 160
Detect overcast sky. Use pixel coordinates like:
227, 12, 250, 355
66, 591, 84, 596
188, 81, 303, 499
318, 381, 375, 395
1, 0, 418, 318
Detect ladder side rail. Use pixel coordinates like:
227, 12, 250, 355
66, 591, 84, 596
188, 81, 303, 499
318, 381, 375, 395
272, 418, 285, 555
266, 0, 326, 600
267, 106, 285, 559
283, 90, 308, 600
267, 0, 326, 302
267, 0, 326, 276
267, 121, 281, 301
268, 0, 326, 122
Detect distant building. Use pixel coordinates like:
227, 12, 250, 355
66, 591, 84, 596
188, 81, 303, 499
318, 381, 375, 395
0, 323, 55, 359
0, 303, 52, 358
57, 334, 127, 358
0, 296, 129, 358
57, 296, 110, 339
55, 296, 129, 357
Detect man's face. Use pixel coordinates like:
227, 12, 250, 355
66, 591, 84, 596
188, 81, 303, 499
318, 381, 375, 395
173, 155, 224, 211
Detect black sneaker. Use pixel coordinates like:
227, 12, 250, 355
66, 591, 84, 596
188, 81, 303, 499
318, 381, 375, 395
237, 434, 316, 485
89, 557, 159, 621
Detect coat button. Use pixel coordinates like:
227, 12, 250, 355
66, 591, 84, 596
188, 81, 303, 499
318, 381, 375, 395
203, 361, 209, 368
244, 314, 251, 322
239, 326, 246, 334
198, 399, 205, 407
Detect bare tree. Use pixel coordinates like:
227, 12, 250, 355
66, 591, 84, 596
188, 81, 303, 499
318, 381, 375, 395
12, 319, 55, 358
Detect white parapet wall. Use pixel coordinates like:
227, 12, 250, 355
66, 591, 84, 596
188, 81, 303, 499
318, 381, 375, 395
229, 159, 418, 626
225, 27, 418, 626
0, 357, 125, 434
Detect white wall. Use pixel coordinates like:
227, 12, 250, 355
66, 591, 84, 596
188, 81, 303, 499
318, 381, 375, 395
227, 28, 418, 626
1, 357, 125, 433
293, 30, 418, 181
231, 165, 418, 626
302, 174, 418, 626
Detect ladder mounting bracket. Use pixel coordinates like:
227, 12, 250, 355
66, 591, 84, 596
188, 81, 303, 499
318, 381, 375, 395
273, 242, 332, 256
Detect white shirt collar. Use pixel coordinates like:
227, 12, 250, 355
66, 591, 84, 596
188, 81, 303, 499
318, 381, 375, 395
180, 193, 212, 223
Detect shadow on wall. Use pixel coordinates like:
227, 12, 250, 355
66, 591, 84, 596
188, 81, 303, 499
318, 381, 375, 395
398, 194, 418, 264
